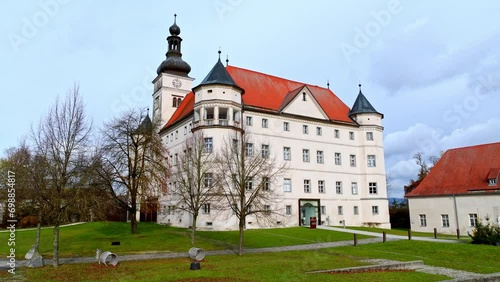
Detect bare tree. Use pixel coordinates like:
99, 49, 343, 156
169, 132, 217, 245
95, 108, 168, 234
215, 130, 287, 255
30, 85, 92, 267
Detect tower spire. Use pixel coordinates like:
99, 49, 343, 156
226, 55, 229, 67
156, 14, 191, 76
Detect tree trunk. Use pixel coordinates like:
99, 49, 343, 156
34, 209, 42, 253
238, 216, 245, 255
52, 221, 60, 267
191, 213, 198, 246
130, 194, 138, 234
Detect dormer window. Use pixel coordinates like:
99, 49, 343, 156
489, 178, 498, 186
487, 168, 499, 186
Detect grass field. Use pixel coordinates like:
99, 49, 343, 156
0, 222, 370, 258
1, 222, 498, 281
8, 250, 451, 282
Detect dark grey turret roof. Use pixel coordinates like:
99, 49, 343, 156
349, 85, 382, 117
136, 114, 153, 134
193, 56, 244, 93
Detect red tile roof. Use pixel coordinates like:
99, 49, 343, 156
406, 142, 500, 197
161, 65, 356, 131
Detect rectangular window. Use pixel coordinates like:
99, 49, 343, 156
174, 153, 178, 165
419, 214, 427, 227
335, 181, 342, 194
246, 116, 253, 126
353, 206, 359, 215
204, 137, 213, 153
489, 178, 497, 186
372, 206, 379, 215
262, 118, 268, 128
304, 179, 311, 193
204, 173, 213, 188
320, 206, 326, 215
175, 130, 178, 139
367, 155, 376, 167
264, 205, 271, 214
285, 205, 292, 215
349, 131, 354, 140
246, 177, 253, 190
350, 155, 356, 167
283, 147, 291, 160
369, 182, 378, 194
303, 125, 309, 134
283, 178, 292, 192
184, 126, 187, 135
316, 150, 324, 163
316, 127, 322, 136
366, 132, 373, 140
245, 143, 254, 157
203, 203, 211, 214
261, 144, 270, 158
283, 122, 290, 131
469, 213, 478, 227
338, 206, 343, 215
442, 214, 450, 227
167, 205, 175, 215
351, 182, 358, 195
263, 177, 270, 191
303, 149, 310, 162
335, 152, 341, 165
334, 129, 340, 138
318, 180, 325, 193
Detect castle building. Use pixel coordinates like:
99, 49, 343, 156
153, 16, 391, 230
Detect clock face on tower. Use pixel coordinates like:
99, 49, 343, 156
172, 78, 182, 88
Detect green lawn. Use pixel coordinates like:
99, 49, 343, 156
10, 250, 450, 282
2, 222, 499, 281
0, 222, 370, 258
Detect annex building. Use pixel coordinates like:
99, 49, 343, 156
154, 16, 391, 230
406, 142, 500, 235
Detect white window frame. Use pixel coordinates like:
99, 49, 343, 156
469, 213, 478, 227
262, 118, 268, 128
302, 149, 310, 162
304, 179, 311, 193
372, 206, 379, 215
334, 129, 340, 138
350, 155, 356, 167
368, 155, 376, 167
442, 214, 450, 227
335, 181, 342, 194
204, 137, 213, 153
369, 182, 378, 194
283, 122, 290, 131
246, 116, 253, 126
366, 132, 373, 140
335, 152, 341, 165
338, 206, 343, 215
351, 182, 358, 195
353, 206, 359, 215
303, 125, 309, 134
283, 147, 291, 160
317, 150, 324, 163
419, 214, 427, 227
283, 178, 292, 192
285, 205, 292, 215
261, 144, 270, 158
316, 127, 322, 136
318, 180, 325, 193
203, 203, 211, 214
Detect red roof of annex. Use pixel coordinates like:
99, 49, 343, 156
406, 142, 500, 197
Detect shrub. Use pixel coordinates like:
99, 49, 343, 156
19, 215, 39, 228
469, 220, 500, 245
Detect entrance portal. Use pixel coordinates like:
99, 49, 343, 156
299, 199, 320, 226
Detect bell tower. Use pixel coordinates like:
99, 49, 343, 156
152, 14, 194, 127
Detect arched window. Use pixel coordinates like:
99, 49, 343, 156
172, 97, 177, 107
177, 97, 182, 106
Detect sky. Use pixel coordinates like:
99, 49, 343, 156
1, 1, 500, 198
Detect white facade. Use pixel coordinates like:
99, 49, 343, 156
154, 71, 391, 230
408, 194, 500, 235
